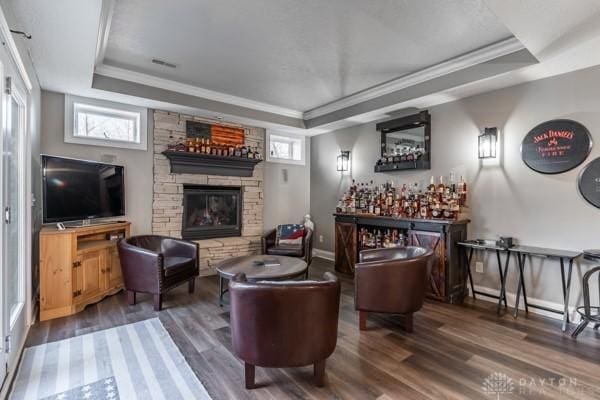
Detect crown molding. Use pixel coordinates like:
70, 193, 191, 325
95, 0, 115, 65
0, 5, 33, 92
303, 37, 525, 120
94, 36, 525, 124
94, 63, 304, 119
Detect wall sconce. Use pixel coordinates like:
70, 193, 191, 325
478, 127, 498, 159
337, 150, 350, 171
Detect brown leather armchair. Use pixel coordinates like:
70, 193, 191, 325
355, 246, 434, 332
229, 272, 340, 389
117, 235, 199, 311
262, 227, 313, 276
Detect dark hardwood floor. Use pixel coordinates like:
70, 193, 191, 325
26, 258, 600, 399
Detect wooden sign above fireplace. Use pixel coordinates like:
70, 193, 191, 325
186, 120, 245, 146
166, 120, 262, 177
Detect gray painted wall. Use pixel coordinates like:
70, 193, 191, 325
40, 91, 154, 234
311, 64, 600, 307
263, 138, 311, 230
40, 90, 309, 235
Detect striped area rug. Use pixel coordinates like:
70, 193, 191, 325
10, 318, 212, 400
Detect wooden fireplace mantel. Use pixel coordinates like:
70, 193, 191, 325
162, 150, 263, 177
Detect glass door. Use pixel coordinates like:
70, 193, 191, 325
1, 68, 26, 381
0, 58, 5, 385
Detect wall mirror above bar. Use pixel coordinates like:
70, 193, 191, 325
375, 110, 431, 172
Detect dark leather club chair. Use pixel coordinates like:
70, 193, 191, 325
355, 246, 435, 332
229, 272, 340, 389
262, 227, 313, 277
117, 235, 199, 311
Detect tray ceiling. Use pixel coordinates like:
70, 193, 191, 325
7, 0, 600, 134
103, 0, 513, 112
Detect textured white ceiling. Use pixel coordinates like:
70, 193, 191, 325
6, 0, 600, 135
2, 0, 102, 94
103, 0, 512, 111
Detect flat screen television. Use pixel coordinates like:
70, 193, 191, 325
42, 155, 125, 223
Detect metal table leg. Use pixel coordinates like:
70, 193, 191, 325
513, 252, 521, 318
520, 254, 529, 314
495, 249, 509, 314
562, 258, 573, 332
560, 257, 568, 327
514, 252, 525, 318
465, 247, 475, 299
560, 258, 567, 300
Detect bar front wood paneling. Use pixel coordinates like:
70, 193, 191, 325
334, 213, 469, 303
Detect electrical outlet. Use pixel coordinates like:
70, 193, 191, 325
319, 235, 324, 243
475, 261, 484, 273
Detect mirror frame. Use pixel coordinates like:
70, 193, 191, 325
375, 110, 431, 172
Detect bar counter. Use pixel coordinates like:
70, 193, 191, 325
333, 212, 470, 303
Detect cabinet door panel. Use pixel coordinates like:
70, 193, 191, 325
408, 230, 446, 298
108, 247, 122, 288
40, 235, 73, 311
77, 251, 105, 301
335, 222, 357, 274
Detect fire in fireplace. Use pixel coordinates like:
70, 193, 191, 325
182, 185, 242, 240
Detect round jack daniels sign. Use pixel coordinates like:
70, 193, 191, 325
521, 119, 592, 174
579, 158, 600, 209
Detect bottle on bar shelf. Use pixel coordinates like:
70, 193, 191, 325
358, 227, 408, 249
334, 175, 467, 220
375, 143, 426, 166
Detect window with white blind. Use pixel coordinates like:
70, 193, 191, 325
65, 95, 148, 150
266, 131, 305, 165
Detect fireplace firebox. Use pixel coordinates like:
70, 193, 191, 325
182, 185, 242, 240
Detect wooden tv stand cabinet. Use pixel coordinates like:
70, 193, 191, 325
39, 221, 131, 321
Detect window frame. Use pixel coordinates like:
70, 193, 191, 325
64, 94, 148, 150
266, 130, 306, 165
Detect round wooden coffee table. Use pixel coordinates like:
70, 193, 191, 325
216, 254, 308, 306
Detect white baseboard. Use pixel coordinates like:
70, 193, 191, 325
313, 248, 335, 261
310, 252, 580, 323
472, 284, 585, 324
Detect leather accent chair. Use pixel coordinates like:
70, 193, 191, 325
355, 246, 435, 332
229, 272, 340, 389
262, 227, 313, 276
117, 235, 199, 311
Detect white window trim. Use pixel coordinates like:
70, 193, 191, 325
64, 94, 148, 150
266, 130, 306, 165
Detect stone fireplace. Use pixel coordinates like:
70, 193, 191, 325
152, 110, 264, 275
182, 185, 242, 240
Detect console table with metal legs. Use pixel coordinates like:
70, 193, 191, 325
458, 241, 510, 315
510, 246, 582, 332
459, 241, 582, 332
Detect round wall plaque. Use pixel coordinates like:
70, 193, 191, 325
521, 119, 592, 174
579, 158, 600, 209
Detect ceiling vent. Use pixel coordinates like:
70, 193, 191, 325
151, 58, 177, 68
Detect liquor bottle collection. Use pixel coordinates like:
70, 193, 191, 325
358, 227, 408, 250
168, 137, 262, 159
376, 143, 425, 166
335, 175, 467, 220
